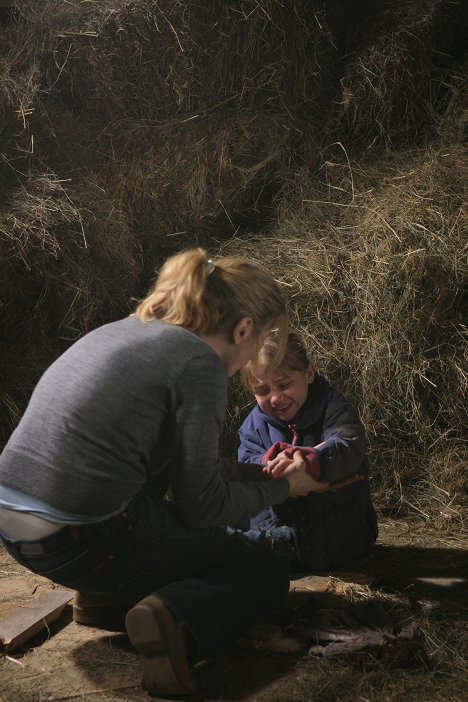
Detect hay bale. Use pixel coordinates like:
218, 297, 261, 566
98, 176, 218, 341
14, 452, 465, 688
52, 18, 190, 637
1, 0, 333, 439
27, 0, 338, 121
91, 112, 293, 254
0, 171, 139, 442
219, 143, 467, 522
333, 0, 468, 146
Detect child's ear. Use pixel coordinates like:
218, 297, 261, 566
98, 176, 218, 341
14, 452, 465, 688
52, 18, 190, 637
306, 363, 316, 384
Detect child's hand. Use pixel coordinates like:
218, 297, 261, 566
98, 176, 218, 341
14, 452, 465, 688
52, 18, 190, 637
262, 451, 294, 478
262, 445, 320, 479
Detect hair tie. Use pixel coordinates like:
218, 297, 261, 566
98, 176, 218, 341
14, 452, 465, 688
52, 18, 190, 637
206, 259, 215, 275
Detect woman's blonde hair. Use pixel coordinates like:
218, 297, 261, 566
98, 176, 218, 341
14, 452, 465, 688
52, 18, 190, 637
241, 331, 312, 392
136, 248, 288, 359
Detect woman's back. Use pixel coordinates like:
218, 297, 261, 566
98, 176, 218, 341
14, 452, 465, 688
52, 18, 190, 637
0, 317, 226, 516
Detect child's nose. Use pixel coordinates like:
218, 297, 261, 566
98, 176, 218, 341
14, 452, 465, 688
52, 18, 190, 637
270, 391, 283, 405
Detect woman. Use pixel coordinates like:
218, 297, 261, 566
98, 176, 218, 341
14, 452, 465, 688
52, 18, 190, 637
0, 249, 318, 695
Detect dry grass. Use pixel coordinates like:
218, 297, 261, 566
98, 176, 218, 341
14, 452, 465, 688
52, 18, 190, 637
219, 143, 467, 525
29, 0, 338, 121
333, 0, 468, 147
90, 112, 293, 247
0, 171, 139, 440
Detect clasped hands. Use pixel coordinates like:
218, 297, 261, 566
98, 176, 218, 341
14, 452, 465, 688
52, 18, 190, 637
262, 448, 364, 498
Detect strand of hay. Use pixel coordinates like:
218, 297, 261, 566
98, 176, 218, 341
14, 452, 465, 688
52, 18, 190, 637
0, 15, 39, 136
435, 56, 468, 144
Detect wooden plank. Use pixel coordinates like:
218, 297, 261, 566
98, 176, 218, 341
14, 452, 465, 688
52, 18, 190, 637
0, 602, 17, 619
0, 589, 74, 652
290, 572, 371, 593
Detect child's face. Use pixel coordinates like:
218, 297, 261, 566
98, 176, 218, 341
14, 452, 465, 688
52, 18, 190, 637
251, 363, 315, 422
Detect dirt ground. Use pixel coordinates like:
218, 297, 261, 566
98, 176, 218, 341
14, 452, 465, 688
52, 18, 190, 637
1, 518, 467, 702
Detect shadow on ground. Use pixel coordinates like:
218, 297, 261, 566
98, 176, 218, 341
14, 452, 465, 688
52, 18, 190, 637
369, 544, 468, 603
71, 633, 301, 701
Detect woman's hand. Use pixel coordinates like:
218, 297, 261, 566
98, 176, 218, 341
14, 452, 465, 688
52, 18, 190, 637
263, 446, 366, 499
273, 451, 330, 497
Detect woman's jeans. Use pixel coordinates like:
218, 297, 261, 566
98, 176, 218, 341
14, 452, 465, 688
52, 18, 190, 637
0, 494, 293, 660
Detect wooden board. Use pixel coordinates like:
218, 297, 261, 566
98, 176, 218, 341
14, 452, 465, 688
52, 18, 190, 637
0, 589, 74, 652
290, 571, 371, 593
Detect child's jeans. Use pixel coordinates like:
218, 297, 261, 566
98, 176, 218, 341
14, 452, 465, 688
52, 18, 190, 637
0, 493, 293, 660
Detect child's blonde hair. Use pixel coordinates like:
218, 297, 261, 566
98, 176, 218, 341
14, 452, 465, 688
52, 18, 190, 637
136, 248, 288, 360
241, 331, 312, 392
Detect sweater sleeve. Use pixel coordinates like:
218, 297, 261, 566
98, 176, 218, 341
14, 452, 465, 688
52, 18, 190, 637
168, 354, 289, 528
315, 388, 367, 483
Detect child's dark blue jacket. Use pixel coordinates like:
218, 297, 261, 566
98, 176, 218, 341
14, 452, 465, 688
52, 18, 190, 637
238, 374, 378, 572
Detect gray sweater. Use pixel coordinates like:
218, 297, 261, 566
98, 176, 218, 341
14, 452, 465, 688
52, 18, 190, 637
0, 317, 289, 528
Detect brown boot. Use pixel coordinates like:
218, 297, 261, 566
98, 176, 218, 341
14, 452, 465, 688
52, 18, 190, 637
125, 594, 197, 696
73, 591, 135, 627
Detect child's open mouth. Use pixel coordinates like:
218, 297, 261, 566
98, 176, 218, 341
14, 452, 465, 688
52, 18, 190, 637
273, 402, 292, 413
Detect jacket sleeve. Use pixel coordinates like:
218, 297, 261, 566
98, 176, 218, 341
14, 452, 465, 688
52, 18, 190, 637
237, 411, 268, 464
168, 355, 289, 528
315, 388, 367, 483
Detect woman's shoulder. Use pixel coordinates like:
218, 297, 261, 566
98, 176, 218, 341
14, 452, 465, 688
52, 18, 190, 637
122, 317, 217, 358
82, 317, 223, 379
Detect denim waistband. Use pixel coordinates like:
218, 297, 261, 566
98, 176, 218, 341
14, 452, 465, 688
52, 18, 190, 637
1, 498, 139, 559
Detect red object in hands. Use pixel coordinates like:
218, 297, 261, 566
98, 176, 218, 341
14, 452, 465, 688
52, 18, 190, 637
262, 442, 320, 479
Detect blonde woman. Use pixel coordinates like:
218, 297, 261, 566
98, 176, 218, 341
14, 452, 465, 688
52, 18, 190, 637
0, 249, 316, 696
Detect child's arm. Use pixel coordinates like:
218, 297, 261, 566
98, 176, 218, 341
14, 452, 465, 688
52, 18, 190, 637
314, 388, 368, 483
264, 454, 364, 490
237, 413, 268, 464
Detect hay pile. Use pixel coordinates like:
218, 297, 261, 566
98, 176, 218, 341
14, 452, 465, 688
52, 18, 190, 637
332, 0, 468, 146
221, 142, 467, 522
0, 0, 338, 437
0, 0, 466, 521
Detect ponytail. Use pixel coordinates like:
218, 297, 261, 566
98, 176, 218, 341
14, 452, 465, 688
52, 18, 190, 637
136, 249, 221, 332
135, 248, 287, 351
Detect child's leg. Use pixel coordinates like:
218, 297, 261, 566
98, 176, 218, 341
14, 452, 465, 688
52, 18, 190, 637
294, 484, 378, 572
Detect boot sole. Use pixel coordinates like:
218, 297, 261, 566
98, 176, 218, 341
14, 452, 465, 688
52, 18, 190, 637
125, 594, 196, 696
